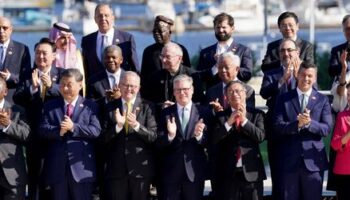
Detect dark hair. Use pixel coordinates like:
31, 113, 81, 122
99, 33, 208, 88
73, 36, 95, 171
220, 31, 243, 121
61, 68, 83, 82
213, 13, 234, 27
34, 37, 56, 52
342, 14, 350, 25
346, 82, 350, 89
224, 80, 246, 93
298, 62, 318, 74
278, 11, 299, 27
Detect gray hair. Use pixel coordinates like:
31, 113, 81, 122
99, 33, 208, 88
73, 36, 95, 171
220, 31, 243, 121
173, 74, 193, 88
279, 38, 299, 51
61, 68, 83, 82
162, 42, 183, 56
120, 71, 140, 86
218, 52, 241, 66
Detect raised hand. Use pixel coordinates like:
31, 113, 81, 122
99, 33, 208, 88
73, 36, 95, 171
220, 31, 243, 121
114, 108, 126, 128
40, 73, 52, 88
31, 69, 40, 89
194, 118, 205, 137
209, 98, 224, 112
167, 116, 177, 138
0, 68, 10, 80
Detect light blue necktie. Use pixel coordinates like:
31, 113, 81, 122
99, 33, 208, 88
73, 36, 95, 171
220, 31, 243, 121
300, 94, 308, 112
181, 107, 189, 134
100, 35, 107, 60
0, 46, 4, 70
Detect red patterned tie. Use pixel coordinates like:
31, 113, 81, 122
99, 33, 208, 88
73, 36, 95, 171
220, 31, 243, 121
66, 103, 73, 118
235, 116, 241, 162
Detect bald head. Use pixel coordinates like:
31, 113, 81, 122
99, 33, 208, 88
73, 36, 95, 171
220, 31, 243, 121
0, 17, 13, 44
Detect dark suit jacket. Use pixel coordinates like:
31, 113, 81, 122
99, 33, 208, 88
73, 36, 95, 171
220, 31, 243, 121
261, 38, 314, 72
273, 89, 332, 172
102, 97, 157, 180
81, 29, 139, 81
2, 40, 31, 104
206, 81, 255, 109
39, 96, 101, 184
329, 42, 347, 78
0, 101, 30, 186
197, 41, 253, 85
156, 103, 212, 183
212, 107, 266, 182
141, 42, 191, 82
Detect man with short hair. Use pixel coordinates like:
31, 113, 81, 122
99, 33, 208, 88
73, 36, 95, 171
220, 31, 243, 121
273, 62, 332, 200
261, 11, 314, 72
156, 74, 212, 200
102, 71, 157, 200
141, 15, 191, 82
197, 12, 253, 88
0, 16, 31, 103
82, 3, 139, 82
39, 68, 101, 200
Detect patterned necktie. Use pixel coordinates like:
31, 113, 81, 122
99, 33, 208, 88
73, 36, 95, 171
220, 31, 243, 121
181, 107, 189, 134
124, 102, 132, 134
66, 103, 73, 118
234, 115, 241, 163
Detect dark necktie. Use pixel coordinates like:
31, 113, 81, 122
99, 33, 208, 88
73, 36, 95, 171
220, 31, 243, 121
66, 103, 73, 118
100, 35, 107, 60
0, 46, 4, 70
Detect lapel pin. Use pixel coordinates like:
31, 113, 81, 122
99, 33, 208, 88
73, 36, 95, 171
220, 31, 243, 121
79, 103, 84, 107
311, 96, 316, 100
52, 76, 57, 82
8, 51, 12, 55
231, 48, 237, 54
115, 38, 120, 43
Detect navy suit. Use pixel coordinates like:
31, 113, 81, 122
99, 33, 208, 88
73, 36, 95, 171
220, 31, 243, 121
81, 29, 139, 82
329, 42, 348, 79
2, 40, 31, 104
39, 96, 101, 200
156, 103, 212, 200
273, 89, 332, 200
197, 41, 253, 87
261, 38, 314, 73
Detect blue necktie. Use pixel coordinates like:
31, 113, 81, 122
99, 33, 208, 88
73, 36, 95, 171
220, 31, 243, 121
0, 46, 4, 70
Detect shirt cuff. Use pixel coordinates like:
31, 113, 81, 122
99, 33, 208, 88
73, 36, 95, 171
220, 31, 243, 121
195, 132, 203, 141
2, 122, 11, 132
168, 134, 175, 142
133, 122, 140, 132
115, 124, 123, 134
30, 85, 38, 95
5, 73, 10, 81
224, 122, 232, 132
241, 119, 248, 127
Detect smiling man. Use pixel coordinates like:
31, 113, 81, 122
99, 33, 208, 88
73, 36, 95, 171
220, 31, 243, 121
273, 62, 332, 200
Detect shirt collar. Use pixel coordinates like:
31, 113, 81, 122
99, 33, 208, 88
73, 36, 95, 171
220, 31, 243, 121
122, 97, 137, 106
38, 66, 52, 76
296, 87, 312, 97
0, 99, 5, 109
106, 68, 121, 78
0, 39, 10, 48
64, 96, 79, 107
98, 27, 114, 40
177, 101, 192, 112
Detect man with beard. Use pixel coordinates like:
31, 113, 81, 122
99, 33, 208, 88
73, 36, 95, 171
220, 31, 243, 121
197, 12, 253, 89
141, 15, 191, 84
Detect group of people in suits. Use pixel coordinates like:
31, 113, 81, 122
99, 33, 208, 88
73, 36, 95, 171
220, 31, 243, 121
0, 1, 350, 200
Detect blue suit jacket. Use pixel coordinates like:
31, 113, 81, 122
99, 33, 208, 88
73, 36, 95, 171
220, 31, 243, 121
39, 96, 101, 184
156, 103, 212, 183
81, 29, 139, 81
197, 41, 253, 84
273, 89, 332, 172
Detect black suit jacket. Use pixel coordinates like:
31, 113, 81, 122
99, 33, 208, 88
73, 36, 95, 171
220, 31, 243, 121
102, 97, 157, 180
2, 40, 31, 104
81, 29, 139, 81
212, 107, 266, 182
329, 42, 347, 78
156, 103, 212, 183
261, 38, 314, 72
206, 81, 255, 109
141, 42, 191, 82
0, 101, 30, 186
197, 41, 253, 86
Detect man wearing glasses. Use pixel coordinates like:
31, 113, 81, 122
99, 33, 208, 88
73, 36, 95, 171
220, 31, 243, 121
156, 74, 212, 200
212, 80, 266, 200
141, 42, 203, 123
261, 11, 314, 73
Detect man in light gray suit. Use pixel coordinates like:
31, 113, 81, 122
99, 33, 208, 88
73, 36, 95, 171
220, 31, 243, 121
0, 77, 30, 199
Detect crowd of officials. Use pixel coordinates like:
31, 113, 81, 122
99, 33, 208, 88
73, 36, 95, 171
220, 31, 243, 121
0, 2, 350, 200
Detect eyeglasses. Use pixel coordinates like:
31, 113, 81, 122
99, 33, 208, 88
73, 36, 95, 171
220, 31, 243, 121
159, 54, 179, 60
174, 87, 191, 93
279, 48, 297, 53
121, 84, 138, 89
226, 89, 245, 95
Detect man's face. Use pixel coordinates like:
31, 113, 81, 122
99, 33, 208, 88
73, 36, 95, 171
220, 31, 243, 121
279, 17, 299, 39
120, 75, 140, 102
279, 40, 299, 66
297, 67, 316, 92
343, 19, 350, 42
160, 47, 181, 73
0, 84, 8, 101
173, 80, 193, 106
218, 57, 239, 83
153, 21, 171, 44
226, 83, 246, 109
35, 43, 55, 71
55, 33, 72, 51
103, 50, 123, 73
0, 18, 12, 44
94, 5, 115, 34
214, 20, 234, 42
59, 76, 82, 102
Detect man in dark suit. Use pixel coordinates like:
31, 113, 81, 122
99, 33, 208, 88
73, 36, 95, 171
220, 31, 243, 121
141, 42, 204, 122
206, 52, 255, 112
273, 62, 332, 200
0, 17, 31, 104
13, 38, 63, 200
261, 11, 314, 73
156, 74, 212, 200
212, 80, 265, 200
0, 77, 30, 199
141, 15, 191, 83
39, 68, 101, 200
329, 14, 350, 79
102, 71, 157, 200
81, 3, 139, 82
259, 38, 302, 199
197, 12, 253, 88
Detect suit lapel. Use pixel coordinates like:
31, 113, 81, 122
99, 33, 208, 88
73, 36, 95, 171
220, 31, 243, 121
185, 104, 199, 140
306, 90, 318, 112
133, 97, 142, 119
112, 29, 120, 45
71, 96, 84, 122
102, 72, 111, 90
50, 66, 59, 83
3, 40, 14, 68
290, 90, 301, 114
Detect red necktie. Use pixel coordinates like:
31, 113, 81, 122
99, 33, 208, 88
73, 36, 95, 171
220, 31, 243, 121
234, 116, 241, 162
66, 103, 73, 118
